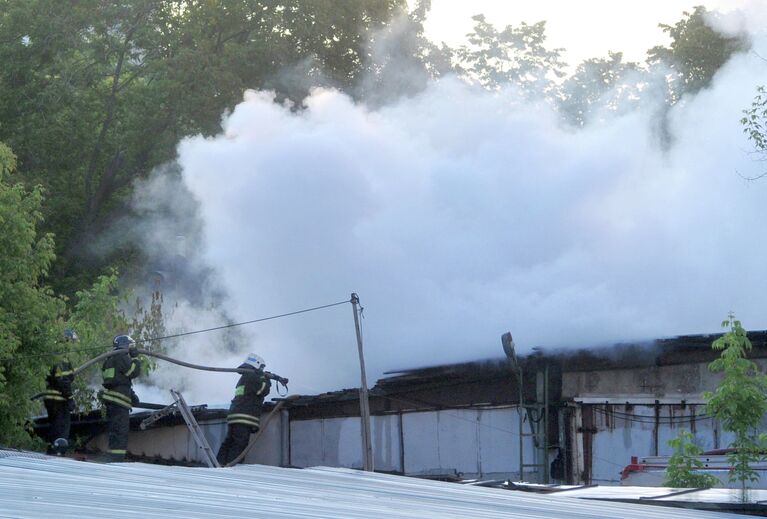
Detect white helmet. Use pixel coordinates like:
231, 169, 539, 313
245, 353, 265, 369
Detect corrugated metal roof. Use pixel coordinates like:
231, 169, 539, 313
0, 451, 745, 518
556, 485, 767, 504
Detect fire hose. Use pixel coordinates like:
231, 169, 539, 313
70, 348, 289, 386
35, 348, 290, 465
33, 349, 289, 400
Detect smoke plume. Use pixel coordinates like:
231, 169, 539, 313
133, 12, 767, 401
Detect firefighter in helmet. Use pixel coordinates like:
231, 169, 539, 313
216, 353, 271, 466
42, 329, 78, 455
100, 334, 141, 462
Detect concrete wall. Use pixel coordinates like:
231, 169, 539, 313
88, 415, 283, 465
562, 361, 767, 485
563, 359, 767, 400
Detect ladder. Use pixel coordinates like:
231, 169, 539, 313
140, 390, 220, 468
170, 389, 221, 468
518, 365, 551, 483
519, 405, 548, 483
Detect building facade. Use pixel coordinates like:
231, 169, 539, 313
40, 331, 767, 486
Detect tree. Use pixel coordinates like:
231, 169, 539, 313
65, 271, 169, 410
741, 85, 767, 178
559, 51, 641, 127
357, 0, 454, 106
0, 142, 64, 447
704, 315, 767, 498
647, 6, 749, 104
64, 271, 131, 410
455, 14, 566, 100
664, 430, 719, 488
0, 0, 405, 298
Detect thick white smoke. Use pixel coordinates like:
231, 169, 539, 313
134, 16, 767, 400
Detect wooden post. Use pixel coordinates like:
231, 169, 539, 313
351, 293, 374, 472
519, 366, 524, 481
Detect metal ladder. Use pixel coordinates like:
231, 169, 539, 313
140, 390, 221, 467
518, 365, 551, 483
170, 389, 221, 468
519, 404, 548, 483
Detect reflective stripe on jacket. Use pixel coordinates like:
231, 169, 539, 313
228, 364, 271, 419
101, 389, 133, 409
101, 351, 141, 409
40, 389, 67, 402
226, 413, 261, 427
44, 361, 74, 402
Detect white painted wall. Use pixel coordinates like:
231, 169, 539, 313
290, 415, 402, 472
403, 408, 533, 479
289, 407, 534, 480
92, 415, 283, 465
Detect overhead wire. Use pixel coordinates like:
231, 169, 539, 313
19, 294, 716, 466
12, 298, 351, 361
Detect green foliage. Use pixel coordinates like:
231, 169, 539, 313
704, 315, 767, 494
455, 14, 566, 99
0, 142, 17, 178
665, 431, 719, 488
559, 51, 641, 127
64, 271, 131, 410
647, 6, 748, 102
129, 290, 167, 372
359, 0, 453, 105
0, 141, 64, 447
0, 0, 405, 298
741, 85, 767, 178
0, 2, 751, 301
65, 273, 169, 409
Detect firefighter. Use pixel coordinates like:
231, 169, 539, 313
216, 353, 271, 466
42, 329, 78, 455
100, 334, 141, 462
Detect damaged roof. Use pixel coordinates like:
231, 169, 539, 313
380, 330, 767, 381
0, 450, 745, 519
280, 331, 767, 414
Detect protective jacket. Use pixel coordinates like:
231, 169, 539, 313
42, 361, 74, 403
227, 363, 271, 429
101, 351, 141, 409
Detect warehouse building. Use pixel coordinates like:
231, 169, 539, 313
36, 331, 767, 486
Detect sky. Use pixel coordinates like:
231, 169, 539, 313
421, 0, 740, 66
132, 1, 767, 404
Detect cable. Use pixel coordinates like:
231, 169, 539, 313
11, 298, 351, 360
591, 406, 712, 424
134, 299, 350, 345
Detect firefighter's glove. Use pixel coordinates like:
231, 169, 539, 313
128, 345, 139, 358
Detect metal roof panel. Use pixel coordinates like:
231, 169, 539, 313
0, 452, 745, 518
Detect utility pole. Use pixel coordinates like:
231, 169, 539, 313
502, 332, 524, 481
351, 293, 374, 471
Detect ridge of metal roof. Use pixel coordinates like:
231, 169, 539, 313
0, 451, 746, 518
